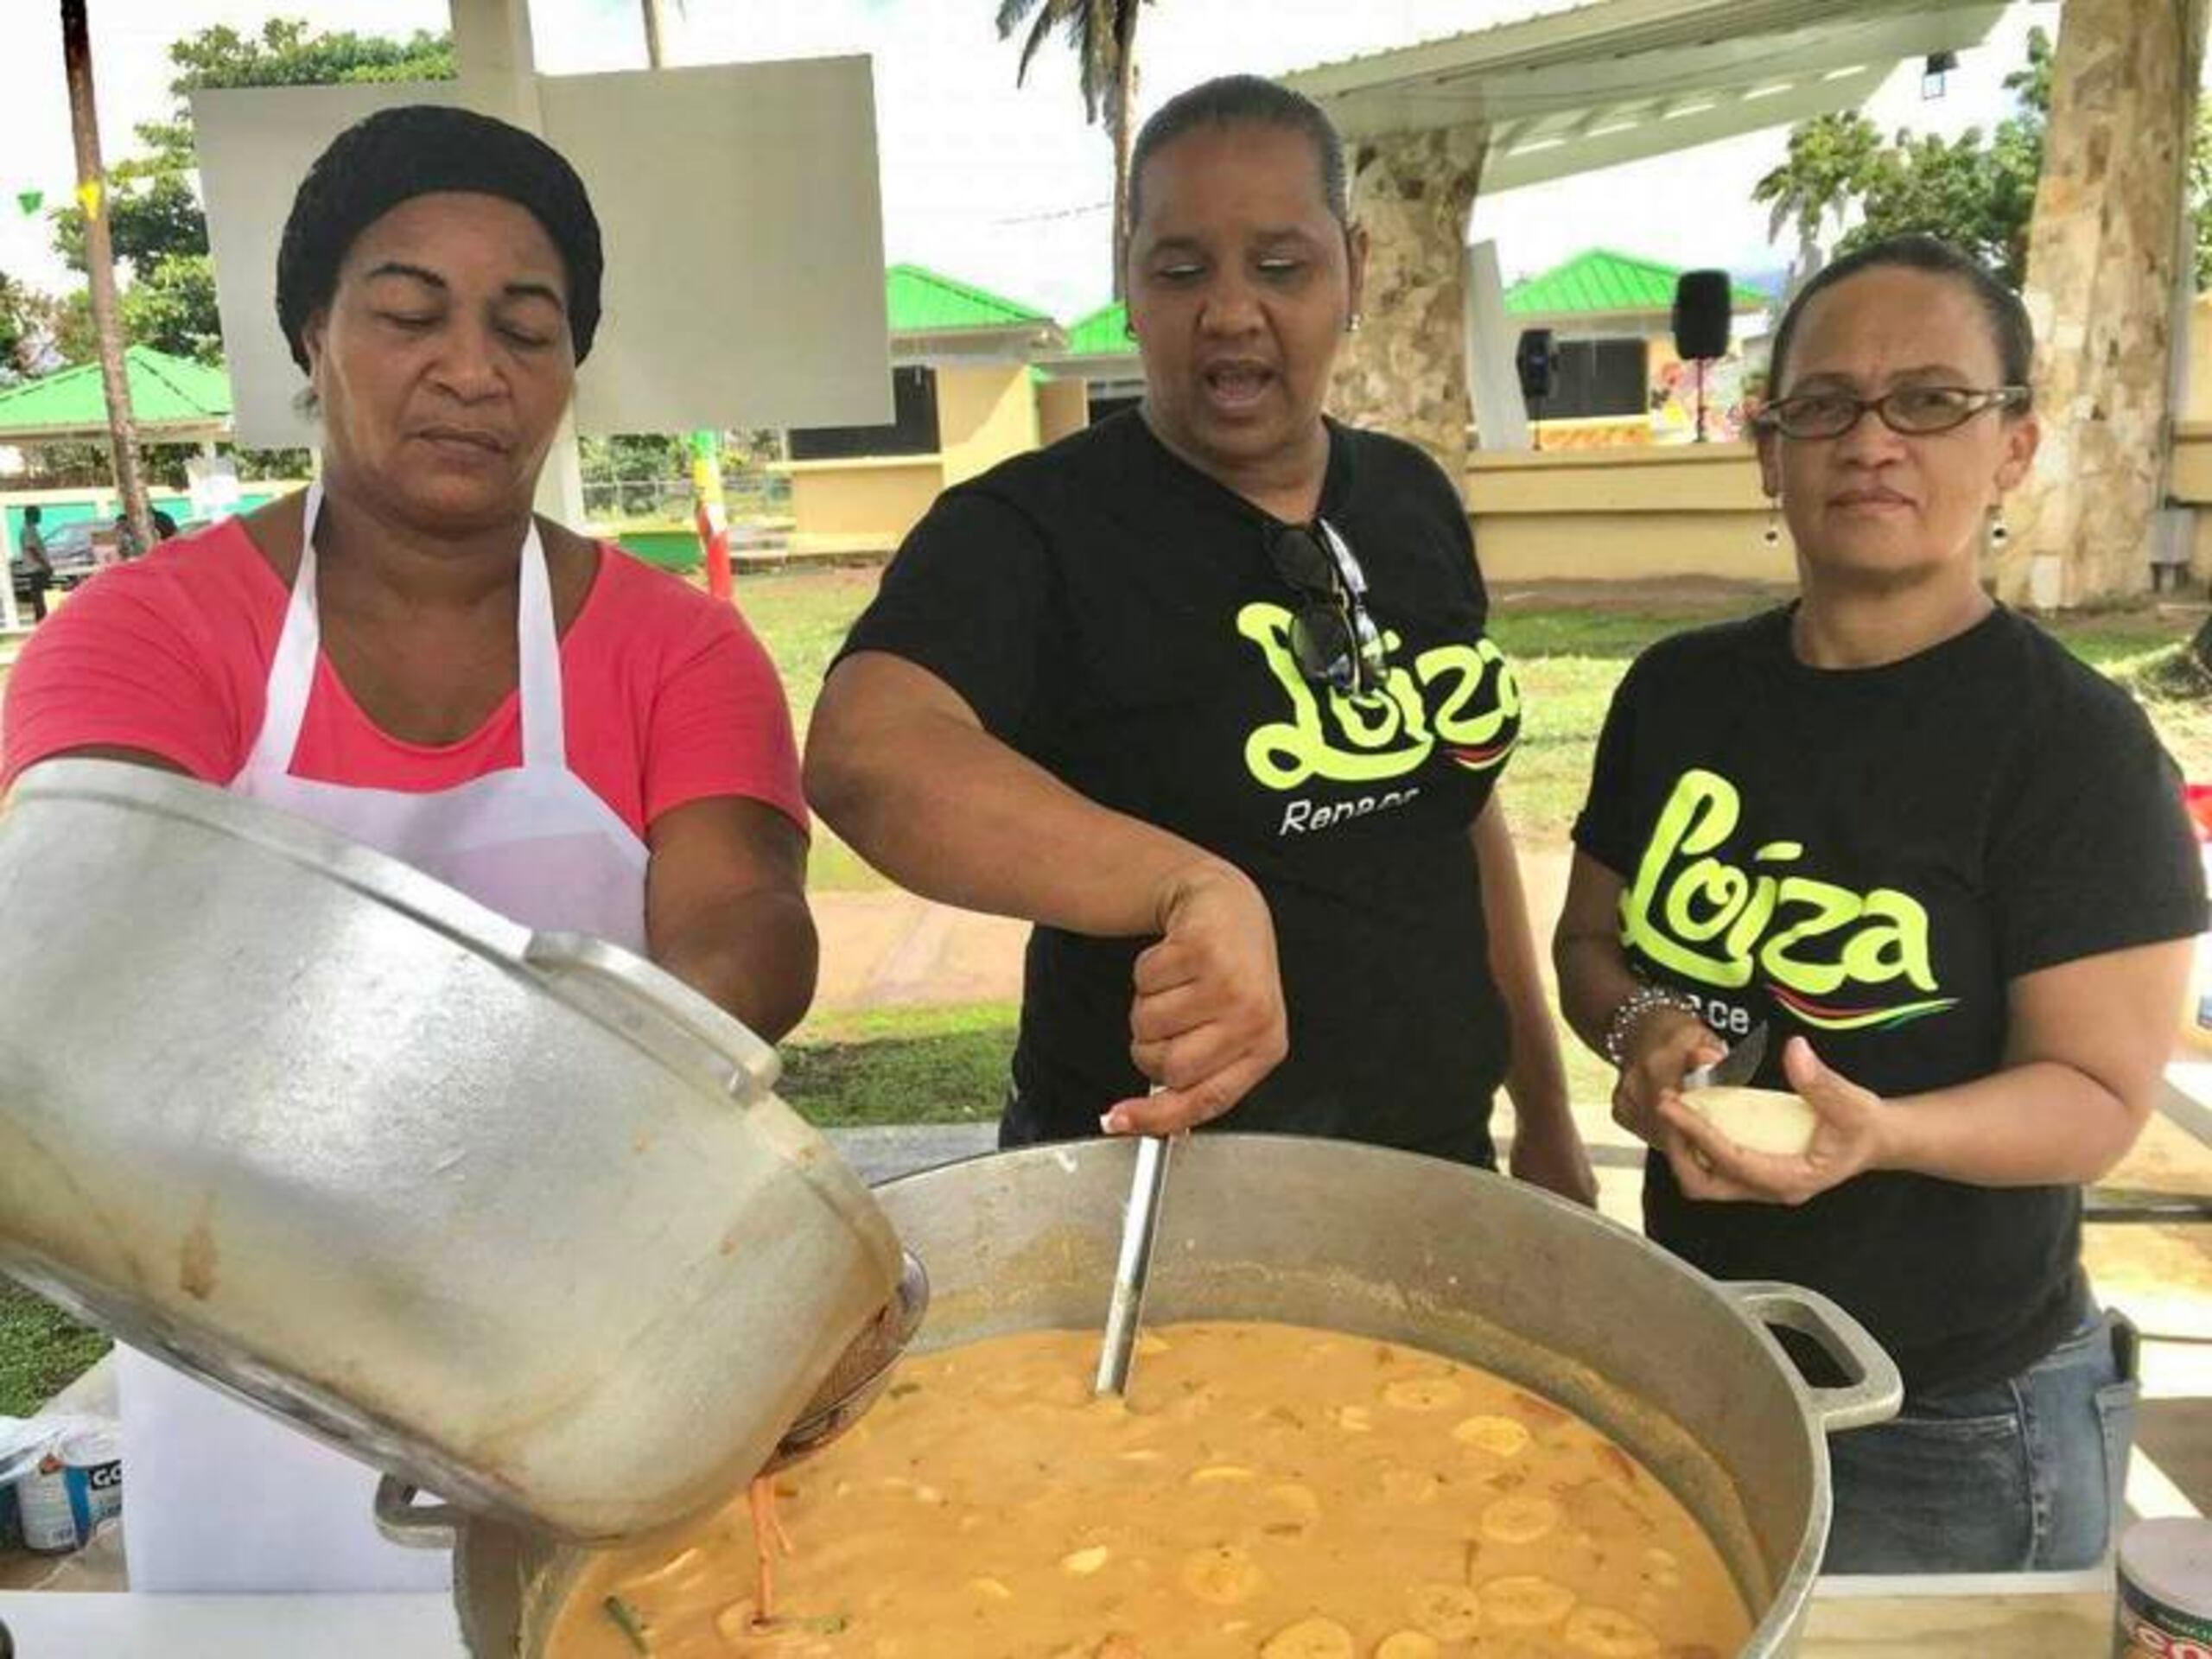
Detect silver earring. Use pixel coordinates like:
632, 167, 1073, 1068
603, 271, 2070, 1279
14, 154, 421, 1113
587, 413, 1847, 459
1346, 312, 1363, 334
1763, 500, 1782, 548
1988, 509, 2009, 547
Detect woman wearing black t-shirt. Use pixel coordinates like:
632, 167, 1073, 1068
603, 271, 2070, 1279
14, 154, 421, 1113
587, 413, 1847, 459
1554, 234, 2204, 1573
807, 76, 1593, 1198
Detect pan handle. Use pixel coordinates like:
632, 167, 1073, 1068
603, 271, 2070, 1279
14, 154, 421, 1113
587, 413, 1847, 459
520, 931, 780, 1100
1723, 1280, 1903, 1433
373, 1475, 463, 1551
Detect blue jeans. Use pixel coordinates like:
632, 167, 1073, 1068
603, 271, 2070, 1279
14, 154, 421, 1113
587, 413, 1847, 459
1822, 1306, 2139, 1574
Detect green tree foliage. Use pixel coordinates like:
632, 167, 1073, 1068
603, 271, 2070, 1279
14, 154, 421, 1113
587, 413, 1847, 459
1753, 28, 2211, 289
1753, 111, 1885, 264
118, 253, 222, 362
50, 168, 207, 280
48, 18, 454, 360
0, 272, 45, 381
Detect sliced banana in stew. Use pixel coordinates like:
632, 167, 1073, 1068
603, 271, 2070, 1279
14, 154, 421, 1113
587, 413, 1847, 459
1565, 1604, 1662, 1656
1381, 1375, 1463, 1412
1179, 1544, 1265, 1605
1480, 1493, 1563, 1545
1479, 1573, 1577, 1628
1452, 1414, 1533, 1458
1406, 1582, 1484, 1641
1258, 1615, 1356, 1659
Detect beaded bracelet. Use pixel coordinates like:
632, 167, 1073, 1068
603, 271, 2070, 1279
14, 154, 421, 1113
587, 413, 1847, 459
1601, 982, 1700, 1067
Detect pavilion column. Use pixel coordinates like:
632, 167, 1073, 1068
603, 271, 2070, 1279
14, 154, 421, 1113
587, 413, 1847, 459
1327, 121, 1489, 486
1998, 0, 2207, 606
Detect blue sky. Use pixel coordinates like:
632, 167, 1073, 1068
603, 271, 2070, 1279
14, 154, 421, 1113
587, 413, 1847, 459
0, 0, 2062, 326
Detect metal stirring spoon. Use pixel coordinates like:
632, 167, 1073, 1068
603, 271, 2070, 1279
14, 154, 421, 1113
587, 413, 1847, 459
1095, 1129, 1174, 1396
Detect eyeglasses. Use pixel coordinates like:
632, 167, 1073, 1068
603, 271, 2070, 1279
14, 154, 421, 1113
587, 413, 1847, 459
1264, 518, 1389, 696
1754, 385, 2030, 441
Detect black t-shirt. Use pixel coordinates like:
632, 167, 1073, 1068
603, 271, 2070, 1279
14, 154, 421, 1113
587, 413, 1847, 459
839, 410, 1522, 1160
1574, 605, 2205, 1393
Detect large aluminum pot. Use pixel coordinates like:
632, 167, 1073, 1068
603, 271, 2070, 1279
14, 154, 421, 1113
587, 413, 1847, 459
0, 760, 901, 1542
410, 1135, 1900, 1656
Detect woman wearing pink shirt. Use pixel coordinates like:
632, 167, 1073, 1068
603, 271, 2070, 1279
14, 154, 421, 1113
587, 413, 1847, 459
3, 105, 814, 1595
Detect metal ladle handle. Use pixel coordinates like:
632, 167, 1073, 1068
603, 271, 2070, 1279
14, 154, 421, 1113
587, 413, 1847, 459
1095, 1131, 1173, 1396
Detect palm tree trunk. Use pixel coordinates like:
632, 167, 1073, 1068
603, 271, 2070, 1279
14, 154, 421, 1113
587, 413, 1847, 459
60, 0, 153, 557
1108, 2, 1140, 299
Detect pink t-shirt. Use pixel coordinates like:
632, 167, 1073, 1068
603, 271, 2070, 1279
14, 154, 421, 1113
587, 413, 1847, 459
2, 518, 807, 840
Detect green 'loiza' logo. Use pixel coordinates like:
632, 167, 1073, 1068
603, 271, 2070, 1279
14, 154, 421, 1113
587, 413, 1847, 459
1236, 601, 1521, 790
1620, 768, 1958, 1032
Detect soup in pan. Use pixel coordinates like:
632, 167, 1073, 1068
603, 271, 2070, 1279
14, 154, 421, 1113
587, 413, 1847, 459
552, 1321, 1751, 1658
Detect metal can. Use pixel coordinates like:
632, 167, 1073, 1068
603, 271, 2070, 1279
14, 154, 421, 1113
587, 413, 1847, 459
12, 1426, 120, 1554
2118, 1518, 2212, 1658
63, 1426, 121, 1533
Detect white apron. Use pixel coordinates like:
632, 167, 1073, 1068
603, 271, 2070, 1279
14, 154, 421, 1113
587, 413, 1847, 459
119, 484, 650, 1592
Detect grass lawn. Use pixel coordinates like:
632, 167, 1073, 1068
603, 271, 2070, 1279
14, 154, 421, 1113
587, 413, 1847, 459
741, 563, 2212, 850
0, 1283, 111, 1419
780, 1002, 1015, 1127
760, 563, 2212, 1146
731, 565, 899, 892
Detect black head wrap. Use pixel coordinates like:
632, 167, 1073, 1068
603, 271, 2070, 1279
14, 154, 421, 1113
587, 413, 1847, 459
275, 104, 603, 372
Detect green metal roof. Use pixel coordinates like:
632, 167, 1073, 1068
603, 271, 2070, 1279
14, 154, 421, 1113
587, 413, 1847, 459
1063, 301, 1136, 358
0, 346, 232, 442
886, 264, 1051, 334
1503, 249, 1767, 318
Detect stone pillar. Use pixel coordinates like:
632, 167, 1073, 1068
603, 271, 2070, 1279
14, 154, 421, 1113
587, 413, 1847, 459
1328, 122, 1488, 486
1999, 0, 2207, 606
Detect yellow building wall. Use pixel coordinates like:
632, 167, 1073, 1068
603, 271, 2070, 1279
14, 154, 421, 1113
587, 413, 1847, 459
2165, 297, 2212, 574
937, 363, 1039, 486
785, 458, 944, 557
1465, 442, 1796, 584
2188, 295, 2212, 420
1037, 378, 1090, 445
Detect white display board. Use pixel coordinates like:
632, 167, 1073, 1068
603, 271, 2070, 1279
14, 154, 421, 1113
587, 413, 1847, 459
194, 57, 892, 448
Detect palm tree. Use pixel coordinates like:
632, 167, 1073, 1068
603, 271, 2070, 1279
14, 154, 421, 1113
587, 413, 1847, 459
996, 0, 1149, 296
60, 0, 155, 557
1752, 111, 1884, 296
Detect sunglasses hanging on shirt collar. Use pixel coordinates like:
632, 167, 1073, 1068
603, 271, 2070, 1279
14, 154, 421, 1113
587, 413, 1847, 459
1264, 518, 1390, 698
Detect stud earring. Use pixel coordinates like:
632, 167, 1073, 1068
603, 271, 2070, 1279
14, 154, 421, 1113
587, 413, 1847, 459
1762, 499, 1783, 548
1346, 312, 1363, 334
1988, 508, 2010, 548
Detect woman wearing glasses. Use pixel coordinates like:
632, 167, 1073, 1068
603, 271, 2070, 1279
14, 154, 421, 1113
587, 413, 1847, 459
807, 76, 1592, 1196
1554, 234, 2202, 1570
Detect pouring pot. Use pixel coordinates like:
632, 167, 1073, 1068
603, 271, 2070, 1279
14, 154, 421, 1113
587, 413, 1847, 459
0, 760, 902, 1544
405, 1135, 1899, 1656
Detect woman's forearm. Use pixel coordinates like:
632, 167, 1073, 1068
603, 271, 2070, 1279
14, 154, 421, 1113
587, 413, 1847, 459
1877, 1063, 2146, 1187
656, 888, 818, 1043
806, 658, 1233, 938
